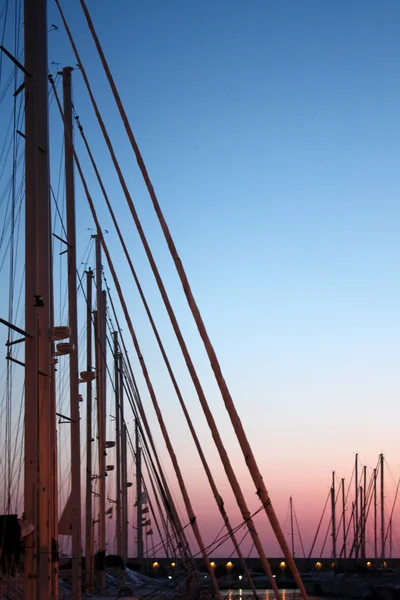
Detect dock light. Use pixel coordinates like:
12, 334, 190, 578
210, 562, 216, 568
168, 576, 172, 580
315, 562, 322, 570
366, 562, 372, 568
238, 575, 243, 581
152, 561, 159, 568
226, 561, 233, 568
171, 562, 176, 567
280, 561, 286, 569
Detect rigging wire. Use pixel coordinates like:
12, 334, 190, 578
53, 4, 288, 593
71, 5, 304, 594
62, 65, 278, 591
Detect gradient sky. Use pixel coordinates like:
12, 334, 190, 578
1, 0, 400, 559
49, 0, 400, 557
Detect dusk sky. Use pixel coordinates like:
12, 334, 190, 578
1, 0, 399, 559
46, 0, 400, 557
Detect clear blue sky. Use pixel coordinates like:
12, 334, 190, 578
0, 0, 398, 556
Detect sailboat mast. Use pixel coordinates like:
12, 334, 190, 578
135, 418, 143, 565
374, 468, 377, 563
361, 465, 366, 559
24, 0, 55, 597
380, 453, 385, 563
341, 478, 346, 561
24, 1, 40, 597
119, 354, 128, 562
63, 66, 82, 599
35, 0, 54, 594
113, 331, 122, 556
331, 472, 336, 561
85, 268, 94, 590
50, 232, 58, 600
289, 497, 295, 557
95, 237, 106, 589
359, 485, 363, 558
355, 454, 359, 560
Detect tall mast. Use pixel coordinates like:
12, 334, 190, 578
289, 497, 295, 557
341, 478, 346, 561
373, 468, 377, 563
380, 453, 385, 564
85, 268, 94, 590
24, 1, 39, 597
24, 0, 55, 596
331, 472, 336, 561
355, 454, 359, 560
63, 66, 82, 599
95, 236, 106, 589
119, 354, 128, 562
36, 0, 53, 593
113, 331, 122, 556
135, 419, 143, 565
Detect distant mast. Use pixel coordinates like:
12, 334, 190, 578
361, 465, 367, 559
136, 419, 143, 566
331, 472, 336, 561
380, 454, 385, 564
113, 331, 122, 557
95, 235, 107, 590
289, 497, 295, 557
341, 478, 346, 561
373, 468, 378, 564
354, 454, 359, 560
85, 268, 94, 590
119, 354, 128, 561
